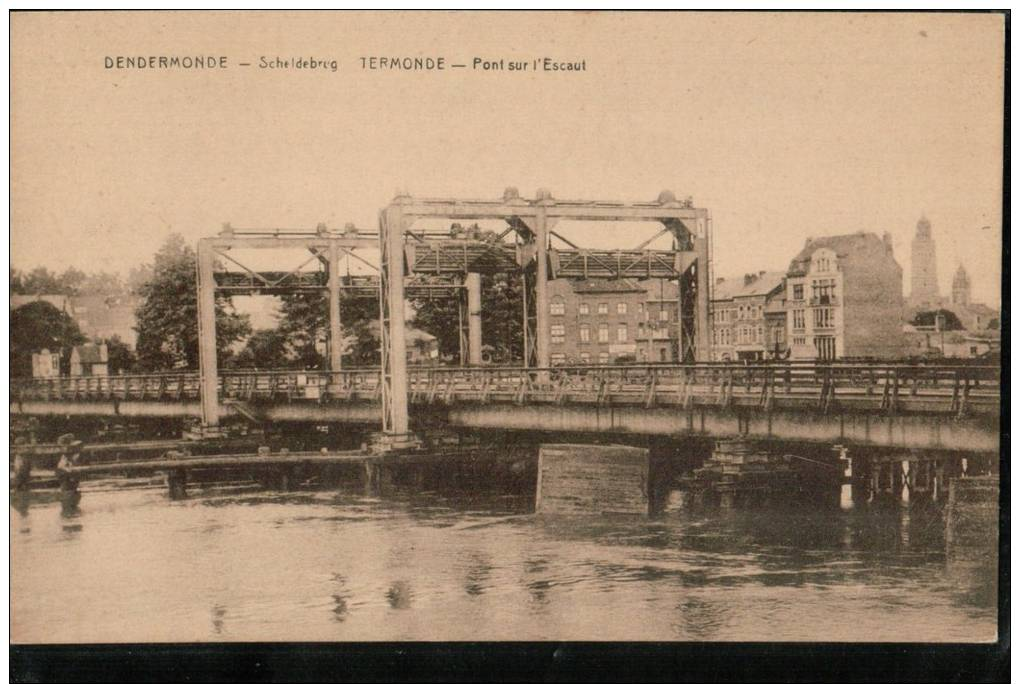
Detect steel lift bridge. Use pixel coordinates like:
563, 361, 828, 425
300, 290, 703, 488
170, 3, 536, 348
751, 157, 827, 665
376, 188, 711, 445
193, 188, 710, 446
196, 221, 465, 434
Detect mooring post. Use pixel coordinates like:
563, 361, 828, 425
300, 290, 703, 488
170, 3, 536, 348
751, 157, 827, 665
900, 460, 911, 506
836, 445, 853, 511
12, 451, 32, 492
167, 468, 188, 500
362, 460, 379, 496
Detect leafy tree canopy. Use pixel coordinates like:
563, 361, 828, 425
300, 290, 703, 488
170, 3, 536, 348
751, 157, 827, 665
10, 301, 86, 377
411, 273, 524, 364
911, 309, 964, 331
10, 266, 127, 296
133, 234, 251, 371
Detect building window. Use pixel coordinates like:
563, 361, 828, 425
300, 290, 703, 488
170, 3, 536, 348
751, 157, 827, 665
659, 309, 669, 322
793, 336, 806, 346
793, 309, 805, 330
579, 303, 589, 315
814, 336, 836, 360
813, 308, 833, 329
637, 303, 644, 314
792, 284, 804, 301
617, 324, 628, 342
659, 348, 668, 362
550, 299, 565, 315
811, 278, 835, 304
617, 302, 627, 315
580, 351, 591, 363
579, 325, 590, 343
598, 351, 609, 364
551, 324, 565, 344
551, 353, 566, 365
598, 324, 609, 343
598, 302, 609, 315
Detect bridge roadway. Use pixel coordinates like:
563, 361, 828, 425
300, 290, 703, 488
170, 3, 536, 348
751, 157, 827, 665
11, 363, 1001, 454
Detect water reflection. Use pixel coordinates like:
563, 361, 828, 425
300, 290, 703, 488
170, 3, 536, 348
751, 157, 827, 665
386, 580, 413, 610
331, 573, 352, 622
8, 486, 999, 643
674, 596, 730, 640
211, 604, 227, 635
463, 553, 492, 597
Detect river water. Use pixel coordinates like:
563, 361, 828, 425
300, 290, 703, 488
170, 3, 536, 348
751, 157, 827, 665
10, 481, 997, 643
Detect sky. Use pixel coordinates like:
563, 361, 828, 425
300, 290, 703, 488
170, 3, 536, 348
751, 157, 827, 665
10, 11, 1005, 306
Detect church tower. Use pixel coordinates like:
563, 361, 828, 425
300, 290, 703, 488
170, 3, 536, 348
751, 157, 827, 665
910, 215, 939, 307
952, 264, 971, 305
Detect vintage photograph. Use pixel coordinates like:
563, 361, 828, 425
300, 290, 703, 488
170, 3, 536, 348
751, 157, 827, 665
8, 9, 1005, 654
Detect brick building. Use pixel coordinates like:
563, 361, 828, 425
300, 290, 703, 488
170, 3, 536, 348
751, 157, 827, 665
710, 271, 786, 361
785, 232, 904, 360
546, 278, 680, 365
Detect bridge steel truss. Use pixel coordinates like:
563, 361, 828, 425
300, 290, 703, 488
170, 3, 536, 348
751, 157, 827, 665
378, 188, 712, 436
195, 225, 466, 428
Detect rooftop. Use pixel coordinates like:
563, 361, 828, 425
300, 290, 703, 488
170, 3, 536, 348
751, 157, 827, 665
568, 279, 645, 295
713, 271, 785, 301
787, 232, 895, 277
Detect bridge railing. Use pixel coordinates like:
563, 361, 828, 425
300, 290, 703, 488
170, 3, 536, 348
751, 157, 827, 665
11, 362, 1000, 415
400, 362, 1001, 414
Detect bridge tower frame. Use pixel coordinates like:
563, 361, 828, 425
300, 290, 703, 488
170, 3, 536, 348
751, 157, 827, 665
378, 188, 712, 438
195, 224, 380, 429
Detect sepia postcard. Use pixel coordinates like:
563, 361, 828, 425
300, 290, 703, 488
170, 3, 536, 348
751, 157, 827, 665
8, 8, 1007, 680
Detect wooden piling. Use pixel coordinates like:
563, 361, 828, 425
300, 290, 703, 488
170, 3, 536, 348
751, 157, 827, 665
166, 468, 188, 500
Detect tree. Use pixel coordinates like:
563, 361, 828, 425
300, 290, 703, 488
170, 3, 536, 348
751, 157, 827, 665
56, 267, 87, 295
411, 272, 524, 364
275, 291, 380, 368
133, 234, 251, 371
10, 301, 86, 377
229, 329, 291, 369
80, 271, 126, 295
103, 335, 137, 375
20, 266, 63, 294
911, 309, 964, 331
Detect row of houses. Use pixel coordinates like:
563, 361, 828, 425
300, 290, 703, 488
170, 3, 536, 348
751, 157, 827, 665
14, 229, 999, 377
711, 232, 909, 362
544, 230, 998, 365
